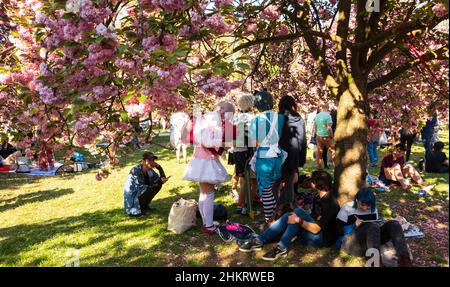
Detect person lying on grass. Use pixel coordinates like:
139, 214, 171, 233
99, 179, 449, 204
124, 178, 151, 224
124, 152, 168, 217
379, 143, 435, 192
239, 170, 340, 261
336, 188, 413, 267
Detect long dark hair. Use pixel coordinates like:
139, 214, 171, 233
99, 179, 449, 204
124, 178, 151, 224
278, 95, 298, 116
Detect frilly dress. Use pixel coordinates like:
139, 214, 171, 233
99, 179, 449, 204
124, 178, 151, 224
183, 112, 229, 184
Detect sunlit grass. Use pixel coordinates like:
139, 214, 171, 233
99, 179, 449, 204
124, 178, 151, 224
0, 130, 448, 266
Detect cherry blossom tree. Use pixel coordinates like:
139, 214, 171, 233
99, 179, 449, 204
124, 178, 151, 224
201, 0, 449, 202
1, 0, 448, 200
0, 0, 241, 166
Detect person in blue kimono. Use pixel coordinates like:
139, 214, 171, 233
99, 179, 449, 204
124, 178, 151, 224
124, 152, 168, 216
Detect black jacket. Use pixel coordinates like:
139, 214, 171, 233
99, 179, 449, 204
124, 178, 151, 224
279, 112, 307, 172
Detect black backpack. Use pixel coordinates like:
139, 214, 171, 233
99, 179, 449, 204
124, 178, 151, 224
196, 204, 228, 221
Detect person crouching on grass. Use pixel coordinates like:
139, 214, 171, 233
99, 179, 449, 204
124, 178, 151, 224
124, 152, 168, 217
239, 170, 340, 261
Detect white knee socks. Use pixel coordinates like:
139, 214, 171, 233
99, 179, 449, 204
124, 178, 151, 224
176, 144, 181, 162
199, 191, 215, 229
182, 144, 187, 162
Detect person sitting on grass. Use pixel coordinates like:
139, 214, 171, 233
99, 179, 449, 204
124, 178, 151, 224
336, 188, 413, 267
238, 170, 340, 261
379, 143, 435, 192
425, 141, 449, 174
124, 152, 168, 217
0, 150, 20, 170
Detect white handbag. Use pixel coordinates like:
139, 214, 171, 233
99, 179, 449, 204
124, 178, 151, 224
379, 131, 388, 145
16, 157, 30, 173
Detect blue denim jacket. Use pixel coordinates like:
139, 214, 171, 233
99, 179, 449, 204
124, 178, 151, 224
123, 164, 164, 215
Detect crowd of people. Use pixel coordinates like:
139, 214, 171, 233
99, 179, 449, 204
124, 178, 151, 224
121, 90, 448, 267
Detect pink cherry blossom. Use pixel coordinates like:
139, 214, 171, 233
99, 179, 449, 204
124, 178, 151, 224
215, 0, 233, 8
432, 3, 448, 17
205, 13, 231, 34
261, 5, 280, 21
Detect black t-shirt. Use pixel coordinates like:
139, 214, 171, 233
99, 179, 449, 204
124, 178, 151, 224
310, 192, 340, 246
425, 151, 447, 172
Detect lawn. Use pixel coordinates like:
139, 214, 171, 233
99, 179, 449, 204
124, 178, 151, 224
0, 131, 448, 267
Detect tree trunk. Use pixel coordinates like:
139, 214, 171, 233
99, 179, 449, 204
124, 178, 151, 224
333, 76, 369, 205
144, 111, 153, 143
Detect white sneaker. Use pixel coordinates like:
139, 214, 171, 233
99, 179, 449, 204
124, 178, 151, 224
421, 184, 436, 192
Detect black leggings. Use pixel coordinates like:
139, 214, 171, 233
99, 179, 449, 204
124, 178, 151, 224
341, 221, 409, 259
139, 183, 162, 209
400, 133, 416, 162
322, 147, 329, 168
279, 170, 297, 205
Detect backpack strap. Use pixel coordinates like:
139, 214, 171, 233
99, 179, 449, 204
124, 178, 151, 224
258, 112, 281, 157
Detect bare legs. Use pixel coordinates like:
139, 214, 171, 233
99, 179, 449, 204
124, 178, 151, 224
176, 143, 188, 164
315, 136, 336, 169
385, 163, 435, 190
237, 177, 258, 209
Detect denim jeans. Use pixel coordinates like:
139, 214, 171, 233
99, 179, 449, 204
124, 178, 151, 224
256, 207, 323, 250
367, 141, 378, 164
423, 136, 432, 157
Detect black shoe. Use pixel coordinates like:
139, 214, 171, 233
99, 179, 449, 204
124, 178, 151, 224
141, 205, 155, 213
418, 158, 425, 172
261, 246, 287, 261
239, 239, 263, 252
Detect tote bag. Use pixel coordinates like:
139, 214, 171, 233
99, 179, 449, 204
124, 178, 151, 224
168, 198, 198, 234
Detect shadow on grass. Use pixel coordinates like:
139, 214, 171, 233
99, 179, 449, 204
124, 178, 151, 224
0, 174, 43, 191
0, 188, 75, 213
0, 183, 200, 266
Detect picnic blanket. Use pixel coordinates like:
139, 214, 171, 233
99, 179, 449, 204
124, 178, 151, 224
395, 215, 425, 238
366, 173, 390, 192
27, 163, 63, 177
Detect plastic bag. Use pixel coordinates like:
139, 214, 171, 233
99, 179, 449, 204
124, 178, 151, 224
168, 198, 198, 234
379, 131, 388, 145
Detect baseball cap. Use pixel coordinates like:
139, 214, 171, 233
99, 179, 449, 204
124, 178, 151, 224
142, 152, 158, 161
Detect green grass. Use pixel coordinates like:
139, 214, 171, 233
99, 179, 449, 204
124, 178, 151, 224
0, 131, 448, 267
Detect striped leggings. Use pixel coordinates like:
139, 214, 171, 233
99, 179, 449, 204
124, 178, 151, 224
261, 182, 277, 221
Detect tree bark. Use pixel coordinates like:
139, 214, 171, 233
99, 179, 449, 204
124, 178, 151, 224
144, 111, 153, 143
333, 75, 369, 205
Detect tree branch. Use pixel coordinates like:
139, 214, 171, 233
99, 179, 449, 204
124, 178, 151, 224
353, 16, 446, 49
365, 15, 446, 73
350, 0, 368, 79
335, 0, 351, 84
367, 45, 448, 91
